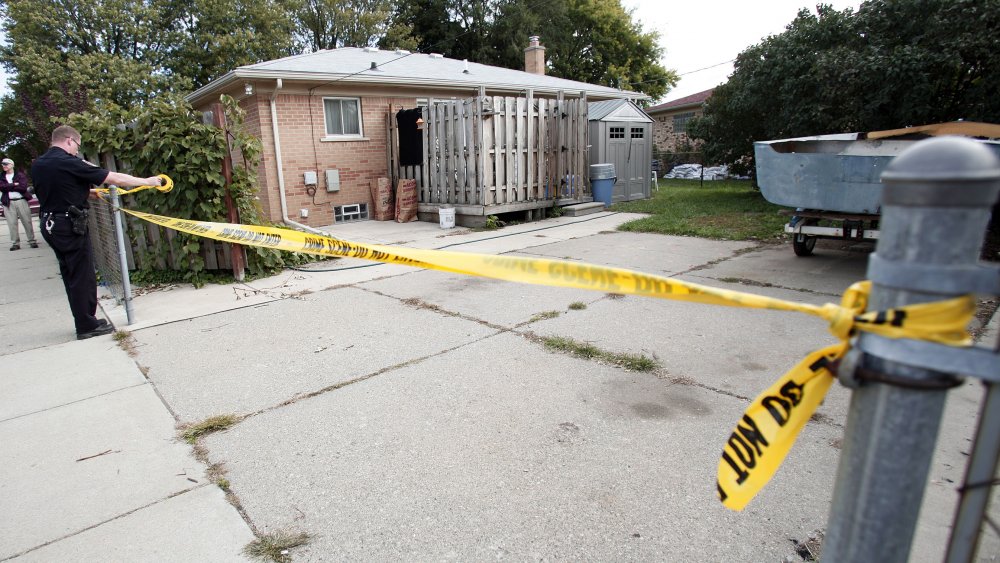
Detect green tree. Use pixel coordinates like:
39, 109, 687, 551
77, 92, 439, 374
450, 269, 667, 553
541, 0, 675, 102
296, 0, 414, 50
393, 0, 675, 100
167, 0, 300, 89
688, 0, 1000, 175
0, 0, 298, 157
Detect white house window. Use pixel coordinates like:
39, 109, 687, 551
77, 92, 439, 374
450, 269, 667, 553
673, 112, 695, 135
323, 97, 362, 137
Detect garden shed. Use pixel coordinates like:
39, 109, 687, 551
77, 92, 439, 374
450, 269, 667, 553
587, 99, 653, 203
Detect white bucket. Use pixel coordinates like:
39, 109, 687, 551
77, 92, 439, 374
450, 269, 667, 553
439, 206, 456, 229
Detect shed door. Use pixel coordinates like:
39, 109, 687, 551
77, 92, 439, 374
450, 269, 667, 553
606, 124, 629, 202
625, 125, 649, 201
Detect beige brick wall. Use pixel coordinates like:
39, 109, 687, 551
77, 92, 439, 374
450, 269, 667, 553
651, 108, 705, 155
241, 94, 418, 226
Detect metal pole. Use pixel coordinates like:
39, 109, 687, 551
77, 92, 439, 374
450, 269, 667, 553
824, 137, 1000, 562
946, 379, 1000, 562
109, 185, 135, 324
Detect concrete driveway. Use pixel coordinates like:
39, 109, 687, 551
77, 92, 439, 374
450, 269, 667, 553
2, 212, 996, 561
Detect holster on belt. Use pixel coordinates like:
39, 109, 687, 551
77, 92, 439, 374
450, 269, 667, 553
68, 205, 89, 235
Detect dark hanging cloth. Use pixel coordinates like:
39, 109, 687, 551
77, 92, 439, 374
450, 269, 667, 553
396, 108, 423, 167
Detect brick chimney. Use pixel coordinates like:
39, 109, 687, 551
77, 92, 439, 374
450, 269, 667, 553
524, 35, 546, 75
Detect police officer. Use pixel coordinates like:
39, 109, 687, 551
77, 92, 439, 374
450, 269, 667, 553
32, 125, 163, 340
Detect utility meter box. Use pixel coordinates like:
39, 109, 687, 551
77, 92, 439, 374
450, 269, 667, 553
303, 171, 317, 186
325, 169, 341, 192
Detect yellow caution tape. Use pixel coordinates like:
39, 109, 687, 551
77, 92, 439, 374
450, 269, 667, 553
102, 176, 975, 511
95, 174, 174, 197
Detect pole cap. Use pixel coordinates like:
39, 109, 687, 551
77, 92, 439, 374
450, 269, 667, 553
881, 136, 1000, 207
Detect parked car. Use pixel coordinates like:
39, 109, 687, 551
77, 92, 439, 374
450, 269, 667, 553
0, 194, 40, 217
0, 186, 41, 217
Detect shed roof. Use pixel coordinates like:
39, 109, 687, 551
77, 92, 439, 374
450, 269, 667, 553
187, 47, 646, 106
587, 99, 652, 122
646, 88, 714, 114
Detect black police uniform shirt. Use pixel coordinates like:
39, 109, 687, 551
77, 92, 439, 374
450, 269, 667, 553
31, 146, 109, 214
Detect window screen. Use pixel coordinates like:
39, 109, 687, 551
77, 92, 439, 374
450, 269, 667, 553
324, 98, 362, 136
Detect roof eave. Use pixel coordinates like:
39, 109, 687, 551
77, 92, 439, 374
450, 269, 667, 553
647, 100, 705, 114
186, 69, 647, 106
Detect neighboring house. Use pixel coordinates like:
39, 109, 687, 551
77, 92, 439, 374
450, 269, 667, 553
186, 39, 646, 228
646, 88, 714, 155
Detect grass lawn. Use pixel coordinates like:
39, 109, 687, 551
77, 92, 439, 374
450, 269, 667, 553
609, 179, 789, 241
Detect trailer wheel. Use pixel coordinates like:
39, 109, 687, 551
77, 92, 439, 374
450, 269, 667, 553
792, 219, 818, 256
792, 233, 817, 256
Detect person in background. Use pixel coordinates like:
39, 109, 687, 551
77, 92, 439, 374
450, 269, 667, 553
32, 124, 163, 340
0, 157, 38, 251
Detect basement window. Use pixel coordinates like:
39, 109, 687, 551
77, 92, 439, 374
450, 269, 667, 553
334, 203, 369, 222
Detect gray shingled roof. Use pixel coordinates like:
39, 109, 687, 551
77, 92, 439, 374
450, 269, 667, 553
187, 47, 646, 104
587, 99, 652, 122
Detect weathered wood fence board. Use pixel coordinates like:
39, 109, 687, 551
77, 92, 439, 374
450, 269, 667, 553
389, 93, 589, 208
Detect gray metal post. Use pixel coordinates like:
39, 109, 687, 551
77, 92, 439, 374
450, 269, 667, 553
824, 137, 1000, 562
947, 380, 1000, 562
109, 186, 135, 324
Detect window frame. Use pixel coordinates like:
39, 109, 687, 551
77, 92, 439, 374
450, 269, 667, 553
322, 96, 364, 139
672, 111, 696, 135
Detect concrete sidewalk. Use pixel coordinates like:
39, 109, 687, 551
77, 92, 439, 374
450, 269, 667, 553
2, 212, 997, 561
0, 219, 254, 561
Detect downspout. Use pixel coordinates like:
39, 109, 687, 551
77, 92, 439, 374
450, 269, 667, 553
270, 79, 327, 234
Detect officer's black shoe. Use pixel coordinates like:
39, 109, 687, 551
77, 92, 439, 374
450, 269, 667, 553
29, 242, 38, 248
9, 244, 19, 251
77, 321, 115, 340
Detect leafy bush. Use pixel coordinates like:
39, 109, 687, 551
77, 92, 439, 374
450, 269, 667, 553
68, 94, 311, 286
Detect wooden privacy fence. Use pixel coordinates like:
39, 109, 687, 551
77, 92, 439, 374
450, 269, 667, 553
389, 93, 589, 210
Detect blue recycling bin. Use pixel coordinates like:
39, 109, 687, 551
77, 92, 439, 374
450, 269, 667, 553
590, 163, 616, 207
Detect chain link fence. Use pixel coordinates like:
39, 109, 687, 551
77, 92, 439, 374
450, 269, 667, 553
88, 193, 128, 307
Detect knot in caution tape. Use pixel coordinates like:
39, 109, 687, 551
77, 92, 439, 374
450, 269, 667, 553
716, 281, 973, 510
107, 178, 976, 512
95, 174, 173, 197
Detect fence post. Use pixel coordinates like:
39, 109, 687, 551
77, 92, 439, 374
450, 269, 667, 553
823, 137, 1000, 561
210, 102, 245, 282
109, 185, 135, 324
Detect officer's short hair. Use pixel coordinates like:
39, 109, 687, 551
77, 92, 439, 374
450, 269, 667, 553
52, 125, 81, 144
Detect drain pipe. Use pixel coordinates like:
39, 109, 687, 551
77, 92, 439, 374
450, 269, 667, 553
270, 79, 327, 235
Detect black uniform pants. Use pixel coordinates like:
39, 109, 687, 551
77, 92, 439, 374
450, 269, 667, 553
41, 214, 101, 334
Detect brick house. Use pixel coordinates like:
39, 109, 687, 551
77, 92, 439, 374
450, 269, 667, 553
646, 88, 714, 156
186, 41, 644, 228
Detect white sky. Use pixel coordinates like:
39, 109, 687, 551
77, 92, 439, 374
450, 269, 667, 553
620, 0, 863, 104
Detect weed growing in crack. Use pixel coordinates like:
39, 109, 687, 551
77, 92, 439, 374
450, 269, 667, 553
179, 414, 242, 443
542, 336, 658, 372
529, 310, 561, 323
568, 302, 587, 310
244, 530, 312, 563
113, 330, 138, 356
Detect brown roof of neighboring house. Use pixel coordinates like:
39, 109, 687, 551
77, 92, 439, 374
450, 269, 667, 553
645, 88, 714, 114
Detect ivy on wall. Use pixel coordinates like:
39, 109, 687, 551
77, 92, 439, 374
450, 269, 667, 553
68, 94, 310, 285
